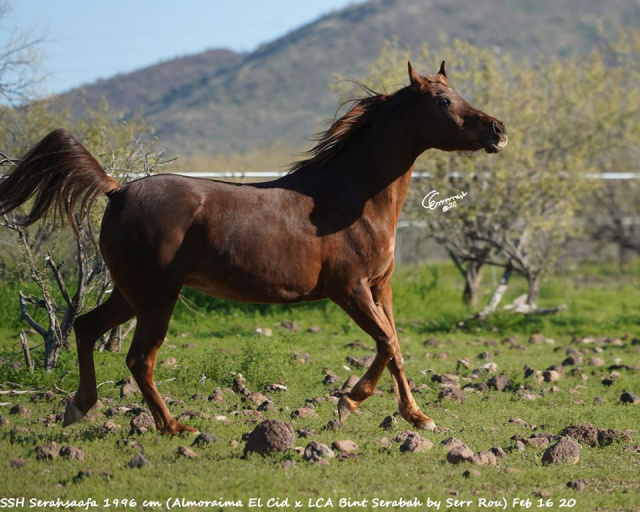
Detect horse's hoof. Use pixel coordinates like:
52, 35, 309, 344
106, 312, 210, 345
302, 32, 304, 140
337, 394, 356, 423
164, 422, 200, 436
414, 418, 436, 431
62, 402, 85, 427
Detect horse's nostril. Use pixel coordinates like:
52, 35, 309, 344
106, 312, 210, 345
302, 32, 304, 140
492, 121, 503, 136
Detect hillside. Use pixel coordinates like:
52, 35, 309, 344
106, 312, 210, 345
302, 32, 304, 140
63, 0, 640, 156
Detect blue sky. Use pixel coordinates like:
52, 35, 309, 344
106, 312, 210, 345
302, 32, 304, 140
0, 0, 364, 95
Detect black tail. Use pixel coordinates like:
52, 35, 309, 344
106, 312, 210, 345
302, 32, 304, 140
0, 129, 120, 236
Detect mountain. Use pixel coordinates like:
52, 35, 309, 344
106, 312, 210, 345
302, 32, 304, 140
63, 0, 640, 156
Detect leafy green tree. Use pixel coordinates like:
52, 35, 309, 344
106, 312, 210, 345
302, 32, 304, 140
364, 34, 639, 311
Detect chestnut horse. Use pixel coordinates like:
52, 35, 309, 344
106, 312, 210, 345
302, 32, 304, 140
0, 62, 507, 434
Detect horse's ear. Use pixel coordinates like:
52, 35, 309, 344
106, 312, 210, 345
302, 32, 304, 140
437, 60, 447, 79
408, 61, 423, 89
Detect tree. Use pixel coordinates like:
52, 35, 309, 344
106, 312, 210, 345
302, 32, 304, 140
0, 0, 44, 105
364, 34, 638, 312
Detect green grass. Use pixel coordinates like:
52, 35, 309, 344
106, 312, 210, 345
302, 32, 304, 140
0, 262, 639, 511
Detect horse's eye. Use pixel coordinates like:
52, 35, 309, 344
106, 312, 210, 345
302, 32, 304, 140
438, 97, 451, 109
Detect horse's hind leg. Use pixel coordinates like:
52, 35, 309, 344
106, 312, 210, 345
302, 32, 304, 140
126, 297, 198, 435
63, 287, 134, 427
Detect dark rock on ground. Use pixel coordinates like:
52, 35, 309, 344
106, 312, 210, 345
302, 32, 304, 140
567, 479, 587, 491
470, 450, 497, 466
9, 404, 30, 417
490, 446, 506, 458
463, 469, 481, 478
324, 420, 343, 431
128, 453, 151, 468
9, 457, 27, 468
35, 442, 60, 460
60, 445, 84, 460
399, 432, 433, 453
332, 439, 359, 455
438, 388, 465, 402
488, 375, 511, 392
244, 420, 295, 456
303, 441, 335, 463
560, 423, 599, 446
130, 412, 155, 434
192, 433, 219, 447
620, 391, 639, 404
31, 390, 56, 402
379, 415, 397, 429
447, 444, 475, 464
290, 407, 317, 419
177, 445, 197, 458
542, 437, 580, 464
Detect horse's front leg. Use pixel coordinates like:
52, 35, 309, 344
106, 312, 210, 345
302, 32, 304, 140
333, 281, 435, 430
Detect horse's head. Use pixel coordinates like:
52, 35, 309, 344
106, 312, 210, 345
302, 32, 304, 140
408, 61, 508, 154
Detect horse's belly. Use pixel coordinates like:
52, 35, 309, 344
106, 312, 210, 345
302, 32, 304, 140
184, 251, 323, 304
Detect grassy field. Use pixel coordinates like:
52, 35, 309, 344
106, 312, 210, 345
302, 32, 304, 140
0, 262, 639, 511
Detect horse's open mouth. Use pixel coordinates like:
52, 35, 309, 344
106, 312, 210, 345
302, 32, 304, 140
484, 136, 508, 153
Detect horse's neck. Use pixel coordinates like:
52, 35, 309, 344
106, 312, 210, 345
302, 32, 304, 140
345, 108, 420, 224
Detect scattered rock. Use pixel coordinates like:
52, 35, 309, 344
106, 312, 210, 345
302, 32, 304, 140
447, 444, 475, 464
341, 375, 360, 391
307, 326, 323, 334
567, 479, 587, 491
588, 357, 605, 367
303, 442, 335, 463
559, 423, 599, 447
72, 470, 93, 483
441, 438, 467, 450
35, 442, 60, 460
379, 415, 397, 429
243, 391, 267, 405
162, 357, 178, 369
597, 429, 628, 447
438, 388, 465, 402
463, 469, 481, 478
324, 420, 343, 431
562, 355, 583, 366
265, 384, 288, 393
323, 369, 340, 386
488, 375, 511, 392
102, 420, 120, 433
470, 450, 497, 466
177, 445, 197, 459
9, 457, 27, 468
620, 392, 639, 405
244, 420, 295, 456
234, 409, 264, 424
280, 321, 299, 332
399, 432, 433, 453
9, 404, 30, 417
524, 436, 549, 449
346, 355, 375, 369
120, 377, 138, 398
379, 437, 392, 449
431, 373, 460, 389
292, 352, 310, 364
290, 407, 317, 419
31, 390, 56, 402
529, 333, 545, 344
0, 416, 8, 427
332, 440, 359, 456
128, 453, 151, 469
192, 433, 219, 447
542, 437, 580, 465
208, 389, 225, 402
543, 370, 561, 383
509, 418, 535, 429
130, 412, 155, 434
60, 445, 84, 460
490, 446, 506, 459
